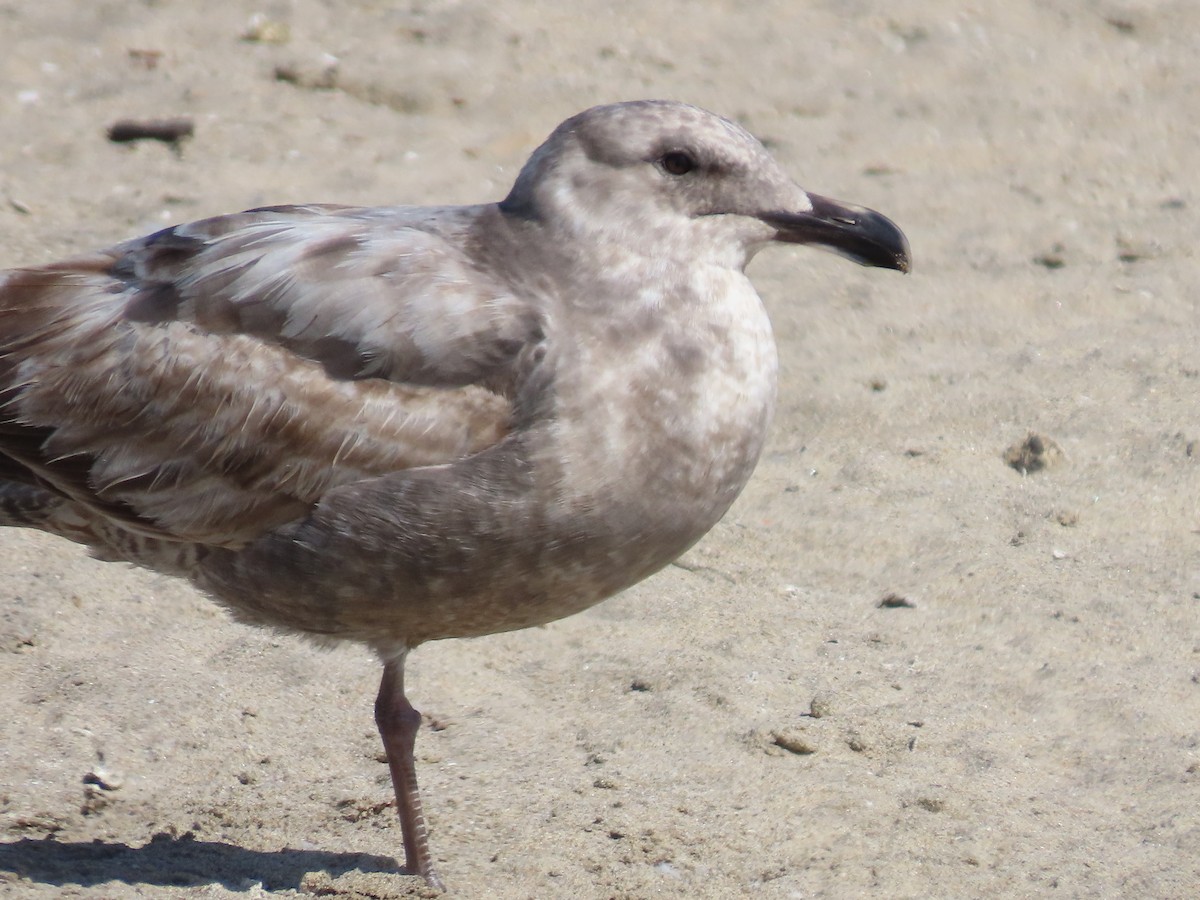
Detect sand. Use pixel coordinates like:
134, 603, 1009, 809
1, 1, 1197, 897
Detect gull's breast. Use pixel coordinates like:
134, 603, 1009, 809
543, 266, 778, 552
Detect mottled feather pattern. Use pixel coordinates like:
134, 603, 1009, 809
120, 205, 541, 386
0, 206, 528, 548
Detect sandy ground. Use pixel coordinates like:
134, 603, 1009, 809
1, 1, 1198, 897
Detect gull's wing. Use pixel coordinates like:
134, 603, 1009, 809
0, 204, 537, 547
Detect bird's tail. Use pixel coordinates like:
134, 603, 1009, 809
0, 480, 203, 577
0, 480, 61, 529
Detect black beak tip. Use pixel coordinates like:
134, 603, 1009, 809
840, 206, 911, 273
874, 211, 912, 274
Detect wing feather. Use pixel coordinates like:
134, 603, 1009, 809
0, 205, 535, 547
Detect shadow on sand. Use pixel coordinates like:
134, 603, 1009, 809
0, 832, 401, 891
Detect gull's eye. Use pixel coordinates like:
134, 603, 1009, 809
660, 150, 697, 176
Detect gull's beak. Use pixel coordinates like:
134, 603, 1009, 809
760, 193, 911, 273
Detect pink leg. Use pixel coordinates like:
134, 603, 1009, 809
375, 655, 445, 891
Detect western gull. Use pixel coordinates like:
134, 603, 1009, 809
0, 100, 910, 889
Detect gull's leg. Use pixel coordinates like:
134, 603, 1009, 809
375, 653, 444, 891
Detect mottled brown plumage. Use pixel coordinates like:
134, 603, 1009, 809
0, 100, 909, 889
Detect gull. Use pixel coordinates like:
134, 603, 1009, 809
0, 100, 909, 889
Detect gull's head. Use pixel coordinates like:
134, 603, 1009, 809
501, 100, 910, 273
